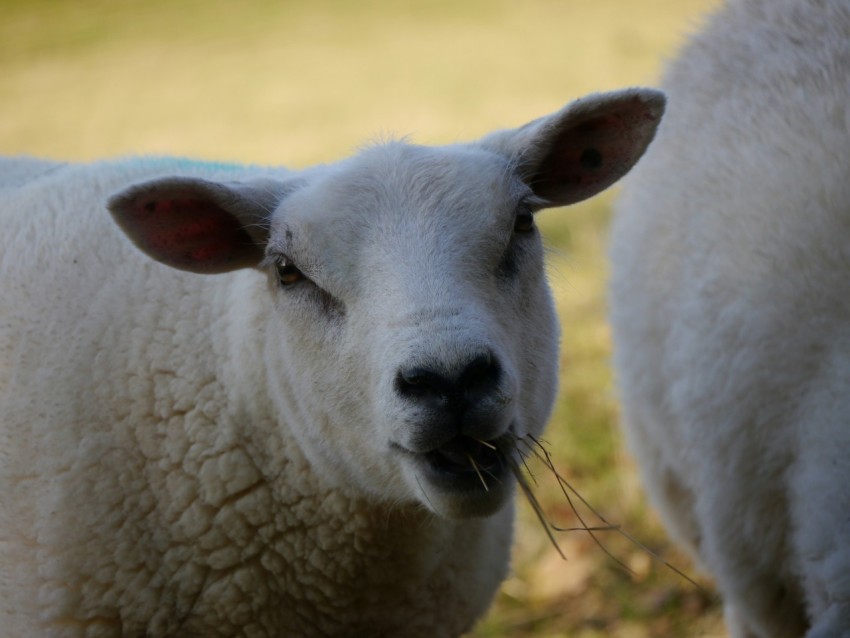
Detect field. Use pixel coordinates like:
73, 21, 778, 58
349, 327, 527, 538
1, 1, 723, 635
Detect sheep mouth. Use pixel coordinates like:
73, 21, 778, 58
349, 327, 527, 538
393, 434, 517, 517
425, 436, 504, 477
411, 435, 511, 492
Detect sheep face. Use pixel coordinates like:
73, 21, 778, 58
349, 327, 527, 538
258, 143, 560, 518
109, 88, 665, 520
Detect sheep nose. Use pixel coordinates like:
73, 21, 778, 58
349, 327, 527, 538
395, 352, 502, 415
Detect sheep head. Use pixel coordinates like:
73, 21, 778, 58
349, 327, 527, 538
107, 88, 664, 519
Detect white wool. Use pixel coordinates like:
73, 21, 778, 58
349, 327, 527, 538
610, 1, 850, 636
1, 89, 663, 637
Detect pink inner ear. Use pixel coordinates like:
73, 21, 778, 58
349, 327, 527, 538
128, 195, 259, 272
534, 106, 659, 205
543, 115, 629, 186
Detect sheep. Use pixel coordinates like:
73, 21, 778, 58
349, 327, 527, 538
0, 88, 664, 637
609, 1, 850, 636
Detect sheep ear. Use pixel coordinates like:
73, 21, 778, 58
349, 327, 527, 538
108, 176, 290, 274
480, 88, 665, 208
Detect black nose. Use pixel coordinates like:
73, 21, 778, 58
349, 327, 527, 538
395, 352, 501, 414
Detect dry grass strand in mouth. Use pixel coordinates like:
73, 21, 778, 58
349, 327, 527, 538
467, 454, 490, 492
522, 434, 635, 575
470, 438, 504, 487
508, 455, 567, 560
503, 433, 707, 592
495, 437, 566, 560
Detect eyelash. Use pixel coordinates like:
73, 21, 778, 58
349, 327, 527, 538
513, 210, 535, 233
269, 253, 346, 317
274, 256, 305, 287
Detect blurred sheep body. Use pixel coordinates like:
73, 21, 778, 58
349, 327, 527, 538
610, 1, 850, 636
0, 90, 663, 636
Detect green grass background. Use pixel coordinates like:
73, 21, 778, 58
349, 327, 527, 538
1, 1, 724, 635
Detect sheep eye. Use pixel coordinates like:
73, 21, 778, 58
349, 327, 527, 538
513, 211, 535, 233
276, 258, 304, 286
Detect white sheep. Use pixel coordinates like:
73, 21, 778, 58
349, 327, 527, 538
0, 89, 663, 637
609, 1, 850, 636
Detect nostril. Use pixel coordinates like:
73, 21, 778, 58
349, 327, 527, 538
459, 351, 501, 398
395, 367, 453, 400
